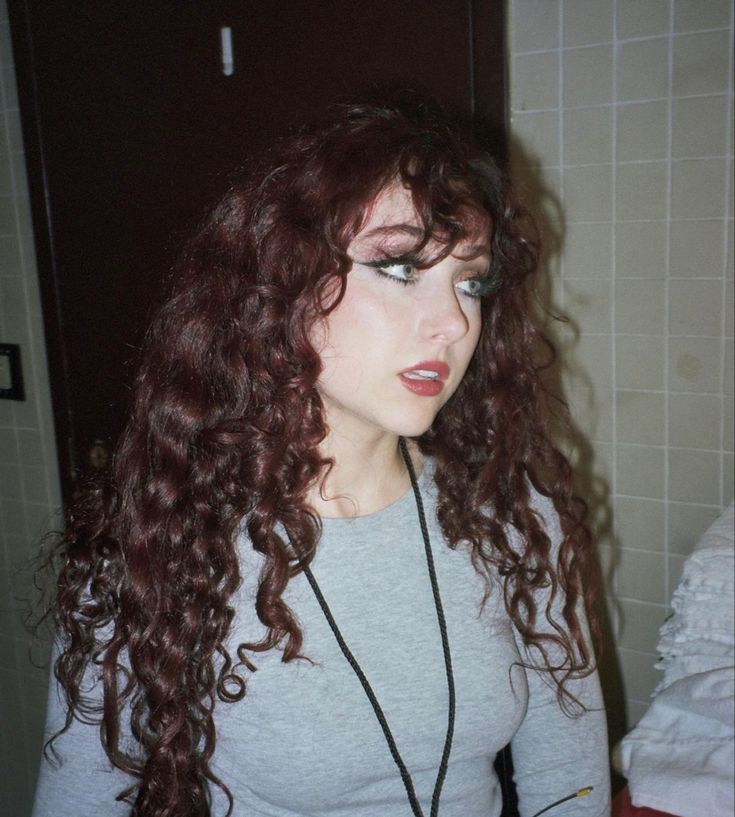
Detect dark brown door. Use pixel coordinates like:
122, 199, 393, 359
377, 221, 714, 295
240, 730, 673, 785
9, 1, 505, 503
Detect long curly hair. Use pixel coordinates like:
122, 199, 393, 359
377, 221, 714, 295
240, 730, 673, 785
46, 99, 597, 816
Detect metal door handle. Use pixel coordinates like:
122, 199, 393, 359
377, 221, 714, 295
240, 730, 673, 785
220, 26, 234, 76
88, 439, 110, 469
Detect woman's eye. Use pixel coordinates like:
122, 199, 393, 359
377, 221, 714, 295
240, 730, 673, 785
365, 260, 417, 284
456, 275, 501, 299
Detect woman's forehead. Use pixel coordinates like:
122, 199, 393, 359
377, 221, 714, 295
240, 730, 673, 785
351, 183, 490, 256
361, 183, 418, 231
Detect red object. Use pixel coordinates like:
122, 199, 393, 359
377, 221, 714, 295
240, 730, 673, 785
402, 360, 450, 380
612, 786, 679, 817
399, 360, 449, 396
399, 374, 445, 396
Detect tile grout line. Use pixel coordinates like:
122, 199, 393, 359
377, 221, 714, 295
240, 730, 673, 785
513, 25, 732, 56
719, 0, 735, 509
558, 0, 565, 316
484, 90, 731, 116
663, 0, 674, 610
610, 0, 619, 625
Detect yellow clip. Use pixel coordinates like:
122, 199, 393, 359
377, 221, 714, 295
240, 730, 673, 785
531, 785, 595, 817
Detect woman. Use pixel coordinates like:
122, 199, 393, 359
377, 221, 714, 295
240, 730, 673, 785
32, 99, 610, 817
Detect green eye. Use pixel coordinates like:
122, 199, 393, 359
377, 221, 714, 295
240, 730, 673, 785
363, 258, 418, 285
456, 275, 501, 298
379, 262, 415, 281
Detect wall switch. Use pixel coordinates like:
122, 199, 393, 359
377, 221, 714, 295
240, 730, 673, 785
0, 344, 25, 400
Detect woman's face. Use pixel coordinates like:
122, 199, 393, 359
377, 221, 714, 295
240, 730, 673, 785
312, 183, 493, 443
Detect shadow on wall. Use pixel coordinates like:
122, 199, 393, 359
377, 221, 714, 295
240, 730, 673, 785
507, 134, 627, 759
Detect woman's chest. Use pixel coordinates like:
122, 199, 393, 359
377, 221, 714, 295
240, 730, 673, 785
211, 525, 528, 815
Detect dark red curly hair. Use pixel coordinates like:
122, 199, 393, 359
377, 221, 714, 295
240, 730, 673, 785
46, 99, 597, 816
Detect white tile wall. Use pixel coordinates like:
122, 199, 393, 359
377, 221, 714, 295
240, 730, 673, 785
0, 1, 61, 813
510, 0, 734, 741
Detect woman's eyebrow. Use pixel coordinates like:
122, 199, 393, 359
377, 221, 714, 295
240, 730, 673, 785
360, 223, 425, 240
354, 227, 491, 263
462, 244, 491, 257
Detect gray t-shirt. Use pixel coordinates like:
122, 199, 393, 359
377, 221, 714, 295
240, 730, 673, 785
32, 463, 610, 816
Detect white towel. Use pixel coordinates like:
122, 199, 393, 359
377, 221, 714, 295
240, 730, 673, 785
618, 503, 735, 817
618, 668, 734, 817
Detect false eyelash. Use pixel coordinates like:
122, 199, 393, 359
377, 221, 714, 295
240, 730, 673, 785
372, 267, 413, 286
363, 254, 422, 269
470, 274, 502, 296
362, 257, 502, 298
362, 256, 420, 286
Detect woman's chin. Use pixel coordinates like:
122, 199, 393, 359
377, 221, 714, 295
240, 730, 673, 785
388, 413, 441, 440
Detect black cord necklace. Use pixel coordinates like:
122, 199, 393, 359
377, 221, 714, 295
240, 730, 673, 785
297, 437, 456, 817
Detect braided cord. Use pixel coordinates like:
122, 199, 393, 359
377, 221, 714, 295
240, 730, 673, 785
295, 437, 455, 817
399, 436, 456, 817
300, 563, 424, 816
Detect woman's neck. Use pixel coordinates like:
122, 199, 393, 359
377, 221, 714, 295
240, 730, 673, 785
307, 432, 421, 519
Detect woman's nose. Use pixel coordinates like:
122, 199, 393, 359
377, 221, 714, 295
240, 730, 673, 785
417, 285, 471, 344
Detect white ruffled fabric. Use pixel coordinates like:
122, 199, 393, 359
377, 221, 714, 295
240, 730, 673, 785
618, 503, 735, 817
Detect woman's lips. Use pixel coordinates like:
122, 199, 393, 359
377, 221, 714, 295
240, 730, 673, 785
398, 360, 449, 396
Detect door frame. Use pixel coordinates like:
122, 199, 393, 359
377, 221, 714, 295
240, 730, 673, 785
8, 0, 506, 506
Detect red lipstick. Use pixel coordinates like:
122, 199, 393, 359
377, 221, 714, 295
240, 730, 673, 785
399, 360, 449, 397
